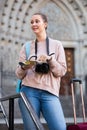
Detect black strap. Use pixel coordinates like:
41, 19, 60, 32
46, 37, 49, 55
35, 37, 49, 59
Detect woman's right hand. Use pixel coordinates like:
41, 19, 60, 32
19, 61, 36, 70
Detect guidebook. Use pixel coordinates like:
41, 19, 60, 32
19, 60, 36, 67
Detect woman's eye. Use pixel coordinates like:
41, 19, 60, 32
35, 20, 39, 23
30, 19, 40, 24
31, 21, 34, 24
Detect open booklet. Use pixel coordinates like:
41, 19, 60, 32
19, 60, 36, 67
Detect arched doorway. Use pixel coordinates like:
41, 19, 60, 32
39, 0, 80, 95
0, 0, 85, 96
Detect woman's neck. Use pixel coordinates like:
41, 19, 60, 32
36, 32, 47, 42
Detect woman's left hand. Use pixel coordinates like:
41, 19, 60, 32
37, 55, 52, 63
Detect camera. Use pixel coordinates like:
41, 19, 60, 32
35, 62, 50, 74
29, 54, 55, 74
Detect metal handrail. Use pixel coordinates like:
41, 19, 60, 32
0, 93, 20, 130
0, 93, 20, 102
0, 92, 45, 130
20, 92, 45, 130
0, 101, 9, 127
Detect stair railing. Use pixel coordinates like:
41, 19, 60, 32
0, 92, 45, 130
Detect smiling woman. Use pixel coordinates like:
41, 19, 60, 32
30, 13, 48, 35
15, 12, 67, 130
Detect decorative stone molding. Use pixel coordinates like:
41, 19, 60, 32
81, 0, 87, 7
67, 0, 87, 35
1, 0, 87, 43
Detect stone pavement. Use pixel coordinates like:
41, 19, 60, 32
0, 124, 49, 130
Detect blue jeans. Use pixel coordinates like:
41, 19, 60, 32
19, 86, 66, 130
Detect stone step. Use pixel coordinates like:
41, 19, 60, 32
0, 117, 87, 130
0, 117, 87, 124
0, 124, 49, 130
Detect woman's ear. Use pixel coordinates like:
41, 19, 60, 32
44, 22, 48, 30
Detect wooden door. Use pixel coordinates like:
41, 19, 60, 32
60, 48, 75, 95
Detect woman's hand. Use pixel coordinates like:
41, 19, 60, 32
36, 55, 52, 63
19, 61, 36, 70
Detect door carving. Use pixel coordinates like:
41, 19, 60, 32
60, 48, 75, 95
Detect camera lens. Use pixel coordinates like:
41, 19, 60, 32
35, 63, 49, 74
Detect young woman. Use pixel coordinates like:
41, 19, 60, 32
15, 12, 67, 130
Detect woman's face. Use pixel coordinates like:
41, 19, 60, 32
30, 14, 47, 35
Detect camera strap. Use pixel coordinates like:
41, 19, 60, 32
35, 37, 49, 59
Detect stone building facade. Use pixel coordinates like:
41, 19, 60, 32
0, 0, 87, 119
